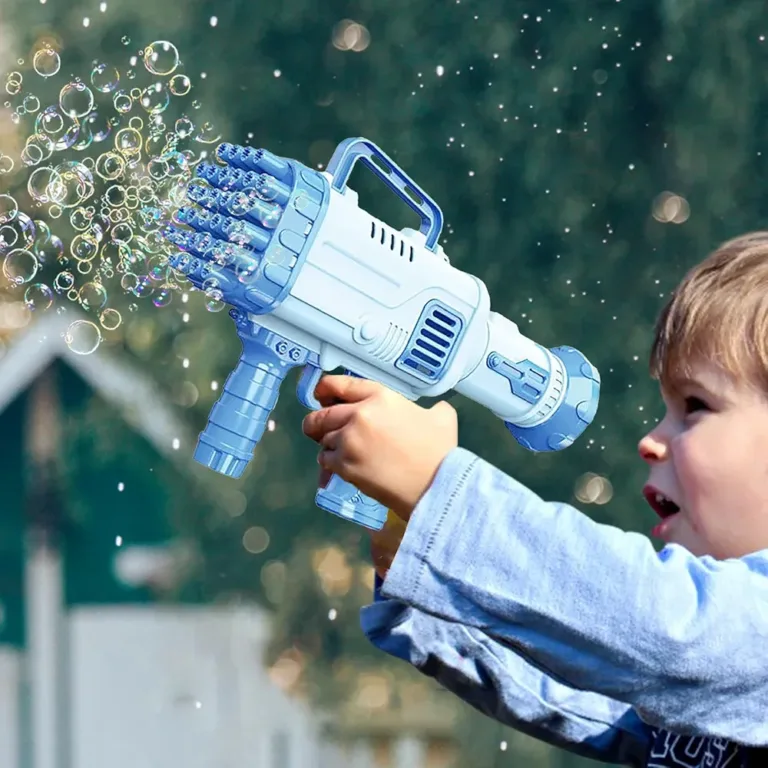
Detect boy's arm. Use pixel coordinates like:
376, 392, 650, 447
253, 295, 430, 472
361, 575, 651, 766
381, 448, 768, 746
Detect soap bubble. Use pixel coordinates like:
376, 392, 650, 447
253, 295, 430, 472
99, 307, 122, 330
59, 81, 95, 118
36, 235, 64, 264
113, 90, 133, 114
33, 47, 60, 78
36, 106, 80, 151
115, 127, 142, 155
53, 271, 75, 293
143, 41, 179, 76
24, 282, 54, 310
205, 292, 226, 312
0, 195, 19, 225
64, 319, 102, 355
175, 116, 193, 138
151, 285, 172, 306
139, 82, 170, 114
0, 154, 14, 174
49, 161, 95, 208
70, 233, 99, 263
3, 248, 39, 285
78, 280, 108, 310
95, 151, 125, 180
90, 63, 120, 93
23, 94, 41, 113
0, 213, 36, 254
168, 74, 191, 96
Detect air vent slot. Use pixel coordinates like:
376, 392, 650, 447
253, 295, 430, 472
396, 300, 465, 383
370, 221, 415, 262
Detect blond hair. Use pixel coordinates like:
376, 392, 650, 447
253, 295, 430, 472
649, 231, 768, 394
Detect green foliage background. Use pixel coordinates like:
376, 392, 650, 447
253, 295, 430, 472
2, 1, 767, 766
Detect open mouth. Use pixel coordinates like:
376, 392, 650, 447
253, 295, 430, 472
643, 486, 681, 519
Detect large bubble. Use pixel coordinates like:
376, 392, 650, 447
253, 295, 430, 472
143, 41, 180, 77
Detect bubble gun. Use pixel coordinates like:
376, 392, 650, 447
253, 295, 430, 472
162, 138, 601, 531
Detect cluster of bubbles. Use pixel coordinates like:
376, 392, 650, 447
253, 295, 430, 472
0, 39, 222, 355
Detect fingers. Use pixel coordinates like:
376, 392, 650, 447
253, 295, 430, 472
314, 375, 382, 405
302, 403, 356, 442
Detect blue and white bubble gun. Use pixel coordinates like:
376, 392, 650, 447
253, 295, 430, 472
162, 138, 600, 531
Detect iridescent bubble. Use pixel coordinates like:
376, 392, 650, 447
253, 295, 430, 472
115, 127, 142, 155
5, 80, 21, 97
113, 90, 133, 114
205, 287, 226, 312
3, 248, 38, 285
85, 112, 112, 142
0, 194, 18, 224
36, 106, 80, 151
139, 82, 170, 114
64, 319, 102, 355
22, 134, 55, 167
36, 235, 64, 265
33, 47, 61, 78
105, 184, 126, 207
53, 271, 75, 293
70, 207, 92, 231
95, 151, 125, 180
78, 281, 108, 311
152, 286, 172, 307
0, 213, 36, 254
168, 74, 191, 97
90, 63, 120, 93
70, 233, 99, 262
0, 154, 14, 174
131, 275, 154, 297
147, 255, 169, 281
59, 81, 95, 118
24, 282, 54, 311
143, 41, 179, 76
49, 161, 95, 208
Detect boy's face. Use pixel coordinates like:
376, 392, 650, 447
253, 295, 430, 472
638, 360, 768, 559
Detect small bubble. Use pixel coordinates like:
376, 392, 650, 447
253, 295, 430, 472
117, 482, 124, 491
121, 36, 131, 45
115, 535, 122, 546
209, 16, 218, 26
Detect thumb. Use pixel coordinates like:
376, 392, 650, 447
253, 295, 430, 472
430, 399, 457, 424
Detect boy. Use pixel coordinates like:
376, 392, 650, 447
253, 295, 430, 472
301, 232, 768, 767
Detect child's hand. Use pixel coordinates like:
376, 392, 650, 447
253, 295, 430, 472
302, 375, 458, 520
370, 510, 409, 580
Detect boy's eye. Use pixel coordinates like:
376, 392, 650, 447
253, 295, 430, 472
684, 396, 709, 414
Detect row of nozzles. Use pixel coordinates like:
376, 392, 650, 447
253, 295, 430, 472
195, 162, 292, 207
215, 143, 293, 184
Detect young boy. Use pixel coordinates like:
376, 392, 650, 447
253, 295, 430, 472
301, 232, 768, 767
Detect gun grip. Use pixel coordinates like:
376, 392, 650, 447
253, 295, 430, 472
315, 474, 388, 531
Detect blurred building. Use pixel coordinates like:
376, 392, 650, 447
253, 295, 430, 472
0, 310, 455, 768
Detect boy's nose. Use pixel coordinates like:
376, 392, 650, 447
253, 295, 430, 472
638, 431, 668, 463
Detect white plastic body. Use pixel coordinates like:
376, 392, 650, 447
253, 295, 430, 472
250, 177, 565, 426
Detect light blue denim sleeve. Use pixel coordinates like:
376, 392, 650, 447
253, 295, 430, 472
361, 577, 651, 766
379, 447, 768, 747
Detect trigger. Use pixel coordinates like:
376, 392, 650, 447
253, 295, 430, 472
297, 364, 324, 410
